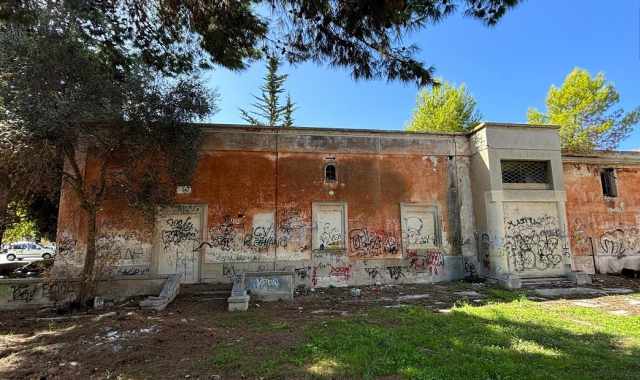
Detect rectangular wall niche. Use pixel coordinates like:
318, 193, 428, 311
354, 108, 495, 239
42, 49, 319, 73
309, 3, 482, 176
400, 203, 440, 253
312, 202, 347, 251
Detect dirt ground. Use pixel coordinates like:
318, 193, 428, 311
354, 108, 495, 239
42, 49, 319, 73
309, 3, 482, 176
1, 274, 639, 380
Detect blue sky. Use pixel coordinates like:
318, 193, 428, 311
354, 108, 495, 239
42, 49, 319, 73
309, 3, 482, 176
205, 0, 640, 149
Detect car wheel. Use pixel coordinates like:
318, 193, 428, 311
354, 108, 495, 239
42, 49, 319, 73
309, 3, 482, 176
42, 253, 52, 260
6, 254, 16, 261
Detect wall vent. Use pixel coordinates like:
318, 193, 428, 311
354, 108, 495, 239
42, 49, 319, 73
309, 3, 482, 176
501, 160, 550, 186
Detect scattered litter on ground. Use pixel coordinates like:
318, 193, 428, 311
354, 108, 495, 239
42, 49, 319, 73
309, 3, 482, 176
602, 288, 634, 294
453, 291, 484, 297
93, 311, 117, 321
310, 309, 349, 316
610, 310, 630, 316
397, 294, 430, 301
534, 287, 604, 297
572, 300, 602, 308
1, 274, 638, 379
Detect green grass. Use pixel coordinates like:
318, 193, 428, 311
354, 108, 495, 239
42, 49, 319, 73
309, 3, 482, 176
295, 300, 640, 379
197, 294, 640, 379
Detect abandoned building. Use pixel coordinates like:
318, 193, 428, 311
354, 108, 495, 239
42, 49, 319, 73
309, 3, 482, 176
3, 122, 640, 308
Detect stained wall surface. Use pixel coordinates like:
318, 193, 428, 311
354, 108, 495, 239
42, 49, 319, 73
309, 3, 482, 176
54, 124, 640, 291
563, 152, 640, 274
56, 126, 476, 288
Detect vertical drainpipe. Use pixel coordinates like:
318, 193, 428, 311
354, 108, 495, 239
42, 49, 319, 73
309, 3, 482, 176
447, 135, 463, 258
273, 128, 279, 271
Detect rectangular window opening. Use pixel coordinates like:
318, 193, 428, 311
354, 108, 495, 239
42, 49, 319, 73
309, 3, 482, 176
600, 168, 618, 197
501, 160, 552, 189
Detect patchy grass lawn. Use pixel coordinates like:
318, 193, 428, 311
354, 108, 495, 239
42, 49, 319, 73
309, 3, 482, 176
202, 299, 640, 379
2, 278, 640, 379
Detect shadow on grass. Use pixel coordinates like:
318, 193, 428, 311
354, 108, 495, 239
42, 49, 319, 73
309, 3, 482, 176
2, 283, 640, 380
294, 301, 640, 380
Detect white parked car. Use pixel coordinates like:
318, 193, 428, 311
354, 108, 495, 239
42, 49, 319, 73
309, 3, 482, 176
3, 242, 55, 261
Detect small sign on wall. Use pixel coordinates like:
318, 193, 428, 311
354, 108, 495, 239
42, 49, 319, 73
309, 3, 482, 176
176, 186, 192, 195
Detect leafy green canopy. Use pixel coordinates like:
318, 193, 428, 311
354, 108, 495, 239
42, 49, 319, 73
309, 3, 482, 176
528, 68, 640, 151
2, 204, 38, 243
240, 56, 295, 127
406, 81, 481, 133
0, 11, 218, 303
1, 0, 521, 86
0, 21, 217, 203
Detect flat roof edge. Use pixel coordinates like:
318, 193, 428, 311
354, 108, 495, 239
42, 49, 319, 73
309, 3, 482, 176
469, 122, 561, 134
196, 123, 468, 137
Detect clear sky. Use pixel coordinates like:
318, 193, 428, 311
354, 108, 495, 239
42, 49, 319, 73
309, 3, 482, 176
205, 0, 640, 150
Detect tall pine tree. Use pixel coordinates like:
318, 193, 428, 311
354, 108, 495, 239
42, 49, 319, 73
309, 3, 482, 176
240, 56, 294, 127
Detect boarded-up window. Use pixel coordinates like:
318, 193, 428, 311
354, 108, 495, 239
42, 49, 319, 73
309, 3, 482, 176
312, 202, 347, 250
400, 203, 440, 251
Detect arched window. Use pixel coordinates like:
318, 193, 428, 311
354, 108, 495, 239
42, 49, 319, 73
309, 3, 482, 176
325, 164, 337, 182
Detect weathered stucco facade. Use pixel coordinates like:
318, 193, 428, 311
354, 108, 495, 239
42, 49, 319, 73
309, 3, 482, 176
563, 151, 640, 275
51, 123, 640, 294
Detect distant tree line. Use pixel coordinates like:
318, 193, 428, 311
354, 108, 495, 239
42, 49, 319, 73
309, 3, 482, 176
406, 68, 640, 152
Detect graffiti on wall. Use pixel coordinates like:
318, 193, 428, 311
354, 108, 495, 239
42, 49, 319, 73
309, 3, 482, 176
319, 223, 343, 250
504, 216, 563, 272
162, 217, 198, 248
349, 227, 399, 257
96, 230, 152, 277
406, 249, 445, 275
203, 209, 309, 262
364, 267, 382, 281
309, 250, 350, 287
598, 227, 640, 258
57, 233, 78, 257
159, 215, 200, 280
475, 232, 491, 270
9, 282, 76, 304
278, 209, 308, 250
387, 266, 406, 280
402, 216, 437, 248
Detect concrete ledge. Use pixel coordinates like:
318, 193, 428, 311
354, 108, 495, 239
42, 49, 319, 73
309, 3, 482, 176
228, 295, 250, 311
0, 277, 168, 311
140, 274, 180, 311
567, 271, 592, 286
498, 275, 522, 290
245, 271, 294, 301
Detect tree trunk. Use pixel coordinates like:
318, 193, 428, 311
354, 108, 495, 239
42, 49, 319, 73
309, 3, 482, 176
0, 185, 8, 247
77, 206, 97, 306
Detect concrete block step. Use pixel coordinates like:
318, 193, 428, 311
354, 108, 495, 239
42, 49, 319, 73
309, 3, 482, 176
182, 290, 231, 296
180, 283, 232, 295
520, 277, 575, 288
